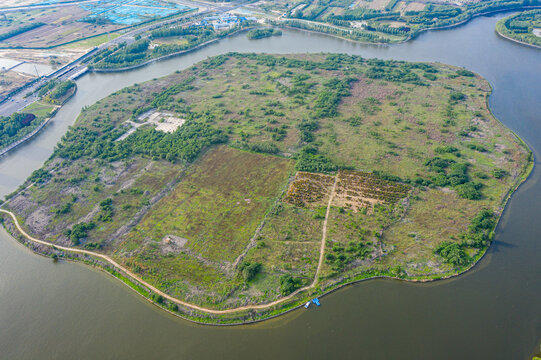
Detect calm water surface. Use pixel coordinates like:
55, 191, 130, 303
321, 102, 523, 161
0, 13, 540, 360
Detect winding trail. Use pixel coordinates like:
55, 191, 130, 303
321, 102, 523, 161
0, 176, 337, 315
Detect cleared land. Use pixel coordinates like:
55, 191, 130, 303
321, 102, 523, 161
114, 145, 294, 306
0, 7, 125, 48
1, 53, 531, 323
0, 70, 35, 99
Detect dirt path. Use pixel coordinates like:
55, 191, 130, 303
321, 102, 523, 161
313, 175, 337, 286
0, 177, 338, 315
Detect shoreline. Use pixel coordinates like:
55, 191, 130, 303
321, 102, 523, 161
87, 5, 541, 75
0, 85, 76, 158
91, 27, 255, 73
277, 5, 541, 47
495, 28, 541, 50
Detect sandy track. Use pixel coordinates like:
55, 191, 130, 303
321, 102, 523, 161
0, 178, 337, 315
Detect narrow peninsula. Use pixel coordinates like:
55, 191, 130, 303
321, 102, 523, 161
496, 10, 541, 48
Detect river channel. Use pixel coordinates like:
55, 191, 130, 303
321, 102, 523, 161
0, 13, 539, 360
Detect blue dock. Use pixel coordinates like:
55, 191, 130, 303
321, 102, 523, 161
312, 298, 321, 306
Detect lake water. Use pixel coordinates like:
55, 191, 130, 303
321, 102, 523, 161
0, 12, 540, 360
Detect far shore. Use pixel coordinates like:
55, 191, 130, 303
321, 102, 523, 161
495, 28, 541, 50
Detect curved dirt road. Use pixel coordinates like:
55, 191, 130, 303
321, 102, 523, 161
0, 179, 336, 315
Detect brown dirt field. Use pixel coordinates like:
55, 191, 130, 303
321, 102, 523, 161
333, 170, 410, 211
0, 49, 82, 66
285, 170, 410, 212
0, 6, 123, 48
367, 0, 393, 10
0, 70, 35, 98
397, 1, 426, 13
284, 171, 335, 208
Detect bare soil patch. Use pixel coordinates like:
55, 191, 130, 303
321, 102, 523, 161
284, 171, 335, 208
333, 170, 410, 211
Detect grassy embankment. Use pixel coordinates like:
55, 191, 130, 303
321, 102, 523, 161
1, 53, 531, 323
0, 80, 76, 151
496, 10, 541, 47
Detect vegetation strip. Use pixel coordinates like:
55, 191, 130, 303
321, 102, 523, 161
90, 27, 255, 73
266, 0, 541, 44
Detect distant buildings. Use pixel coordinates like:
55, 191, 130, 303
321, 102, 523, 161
198, 13, 257, 30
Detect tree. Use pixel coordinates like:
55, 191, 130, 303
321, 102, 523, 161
280, 275, 302, 295
238, 261, 262, 282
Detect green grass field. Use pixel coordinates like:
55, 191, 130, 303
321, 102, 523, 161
61, 33, 121, 50
22, 101, 55, 118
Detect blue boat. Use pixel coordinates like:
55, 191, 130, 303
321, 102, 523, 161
312, 298, 321, 306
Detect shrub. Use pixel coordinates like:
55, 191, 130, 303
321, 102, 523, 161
456, 69, 475, 77
492, 168, 508, 179
151, 293, 164, 304
455, 182, 482, 200
65, 222, 95, 245
449, 91, 466, 102
238, 261, 262, 282
280, 275, 302, 296
28, 169, 51, 184
467, 143, 488, 152
434, 241, 469, 266
98, 198, 114, 222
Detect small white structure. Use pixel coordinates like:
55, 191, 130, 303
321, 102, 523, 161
142, 111, 186, 133
116, 110, 186, 141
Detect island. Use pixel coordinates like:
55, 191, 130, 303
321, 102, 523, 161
496, 9, 541, 48
247, 28, 283, 40
0, 53, 531, 324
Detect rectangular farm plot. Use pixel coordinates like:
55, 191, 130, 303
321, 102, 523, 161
333, 170, 410, 211
284, 170, 410, 212
123, 146, 294, 262
284, 171, 335, 208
